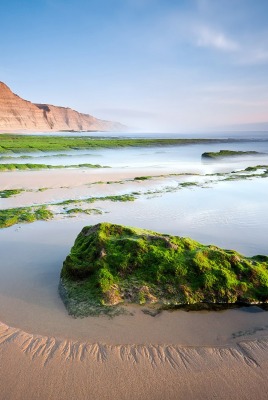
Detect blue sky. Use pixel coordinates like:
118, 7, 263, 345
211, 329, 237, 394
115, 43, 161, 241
1, 0, 268, 132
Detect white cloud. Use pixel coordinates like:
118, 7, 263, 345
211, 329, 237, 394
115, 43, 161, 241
195, 26, 239, 51
192, 24, 268, 65
237, 47, 268, 65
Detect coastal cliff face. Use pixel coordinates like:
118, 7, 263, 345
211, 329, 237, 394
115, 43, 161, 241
0, 82, 124, 132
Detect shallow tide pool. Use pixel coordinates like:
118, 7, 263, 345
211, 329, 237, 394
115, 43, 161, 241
0, 137, 268, 346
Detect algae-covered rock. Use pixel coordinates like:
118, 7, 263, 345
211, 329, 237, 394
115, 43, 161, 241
60, 222, 268, 317
202, 150, 262, 159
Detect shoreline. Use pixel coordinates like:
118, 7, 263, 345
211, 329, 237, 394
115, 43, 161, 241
1, 317, 268, 358
1, 318, 268, 400
1, 293, 268, 346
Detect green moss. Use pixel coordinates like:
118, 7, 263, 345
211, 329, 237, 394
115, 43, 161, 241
0, 155, 33, 160
0, 192, 136, 229
134, 176, 152, 181
179, 182, 198, 187
0, 134, 252, 154
65, 208, 102, 215
244, 165, 268, 172
0, 189, 24, 198
202, 150, 263, 159
58, 193, 136, 206
60, 223, 268, 317
0, 163, 108, 171
0, 206, 53, 228
99, 194, 136, 202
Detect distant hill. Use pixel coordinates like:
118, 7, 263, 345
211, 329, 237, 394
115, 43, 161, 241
0, 82, 125, 132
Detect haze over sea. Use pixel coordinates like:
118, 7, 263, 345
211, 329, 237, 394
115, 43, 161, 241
17, 131, 268, 140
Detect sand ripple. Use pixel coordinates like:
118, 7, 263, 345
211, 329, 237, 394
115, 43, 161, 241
0, 321, 266, 371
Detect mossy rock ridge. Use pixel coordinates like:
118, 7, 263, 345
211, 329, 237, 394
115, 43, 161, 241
202, 150, 263, 159
60, 222, 268, 317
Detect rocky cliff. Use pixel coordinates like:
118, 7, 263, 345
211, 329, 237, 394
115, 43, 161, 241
0, 82, 124, 132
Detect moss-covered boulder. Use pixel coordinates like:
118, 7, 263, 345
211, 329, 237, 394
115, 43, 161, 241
60, 222, 268, 317
202, 150, 262, 159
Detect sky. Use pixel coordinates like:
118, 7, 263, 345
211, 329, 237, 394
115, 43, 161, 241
1, 0, 268, 132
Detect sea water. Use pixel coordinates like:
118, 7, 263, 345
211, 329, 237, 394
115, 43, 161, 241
0, 133, 268, 344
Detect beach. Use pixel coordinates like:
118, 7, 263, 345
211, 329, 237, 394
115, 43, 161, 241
1, 136, 268, 399
2, 0, 268, 396
1, 317, 268, 400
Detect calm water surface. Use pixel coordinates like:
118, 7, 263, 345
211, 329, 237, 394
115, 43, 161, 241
0, 133, 267, 343
2, 132, 268, 174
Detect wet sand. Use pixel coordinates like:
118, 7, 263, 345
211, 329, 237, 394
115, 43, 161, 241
0, 167, 182, 190
1, 319, 268, 400
0, 168, 184, 210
